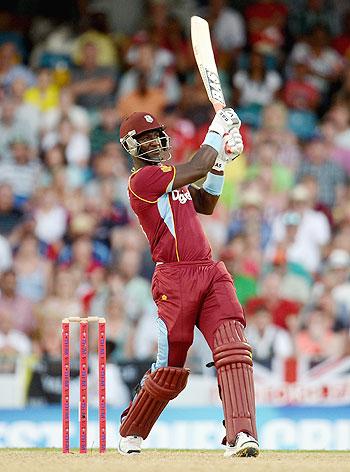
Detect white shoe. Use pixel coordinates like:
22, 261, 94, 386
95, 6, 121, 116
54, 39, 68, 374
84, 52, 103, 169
118, 435, 142, 455
224, 432, 259, 458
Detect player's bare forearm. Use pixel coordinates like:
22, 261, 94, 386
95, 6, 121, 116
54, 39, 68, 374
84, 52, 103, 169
172, 145, 218, 189
188, 184, 220, 215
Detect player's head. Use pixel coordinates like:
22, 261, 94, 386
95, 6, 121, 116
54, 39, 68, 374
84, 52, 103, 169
120, 112, 171, 164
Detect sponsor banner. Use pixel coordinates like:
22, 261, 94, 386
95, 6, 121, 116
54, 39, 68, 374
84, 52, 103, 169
0, 406, 349, 450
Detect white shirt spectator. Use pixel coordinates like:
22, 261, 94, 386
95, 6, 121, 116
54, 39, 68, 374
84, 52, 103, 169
268, 208, 331, 273
35, 205, 67, 244
42, 131, 90, 165
246, 324, 294, 361
233, 70, 282, 107
0, 235, 12, 272
290, 42, 343, 92
0, 161, 40, 199
41, 106, 90, 134
213, 7, 246, 50
0, 329, 31, 355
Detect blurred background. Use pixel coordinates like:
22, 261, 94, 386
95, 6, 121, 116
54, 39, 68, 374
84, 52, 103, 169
0, 0, 349, 450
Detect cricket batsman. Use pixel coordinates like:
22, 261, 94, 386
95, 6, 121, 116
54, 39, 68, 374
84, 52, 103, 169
117, 108, 259, 457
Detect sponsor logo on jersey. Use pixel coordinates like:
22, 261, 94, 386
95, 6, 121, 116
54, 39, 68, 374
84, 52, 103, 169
160, 165, 172, 173
205, 68, 225, 105
171, 189, 192, 204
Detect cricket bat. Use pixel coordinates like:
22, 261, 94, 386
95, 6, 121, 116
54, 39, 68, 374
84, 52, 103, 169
191, 15, 226, 113
191, 15, 237, 154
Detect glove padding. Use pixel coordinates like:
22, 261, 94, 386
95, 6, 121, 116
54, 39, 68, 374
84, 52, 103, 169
208, 108, 241, 138
212, 128, 244, 172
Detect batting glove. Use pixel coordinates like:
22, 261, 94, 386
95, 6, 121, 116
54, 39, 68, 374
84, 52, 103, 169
212, 128, 244, 172
208, 108, 241, 138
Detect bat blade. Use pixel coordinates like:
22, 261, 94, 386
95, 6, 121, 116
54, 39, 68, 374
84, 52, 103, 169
191, 15, 226, 111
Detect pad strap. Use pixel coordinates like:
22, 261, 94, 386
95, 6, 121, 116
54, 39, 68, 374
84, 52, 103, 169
120, 367, 189, 439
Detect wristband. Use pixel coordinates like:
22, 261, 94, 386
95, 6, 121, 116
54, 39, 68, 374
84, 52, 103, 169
202, 131, 222, 153
202, 172, 224, 196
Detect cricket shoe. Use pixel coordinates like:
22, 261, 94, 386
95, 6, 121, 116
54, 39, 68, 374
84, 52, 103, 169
118, 435, 142, 455
224, 432, 259, 458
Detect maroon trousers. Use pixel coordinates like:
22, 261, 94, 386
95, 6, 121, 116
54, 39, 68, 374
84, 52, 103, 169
151, 260, 245, 367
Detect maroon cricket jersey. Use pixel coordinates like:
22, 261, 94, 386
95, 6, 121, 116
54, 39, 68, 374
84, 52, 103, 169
128, 164, 212, 263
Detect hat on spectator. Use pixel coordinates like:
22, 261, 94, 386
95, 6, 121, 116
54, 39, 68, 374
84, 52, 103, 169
290, 184, 310, 202
241, 190, 263, 208
327, 249, 350, 270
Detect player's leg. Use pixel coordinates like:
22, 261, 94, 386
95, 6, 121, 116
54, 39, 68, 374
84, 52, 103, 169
197, 261, 259, 457
119, 266, 197, 454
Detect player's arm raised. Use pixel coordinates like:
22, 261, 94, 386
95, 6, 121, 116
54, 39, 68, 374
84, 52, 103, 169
189, 127, 243, 215
172, 108, 240, 190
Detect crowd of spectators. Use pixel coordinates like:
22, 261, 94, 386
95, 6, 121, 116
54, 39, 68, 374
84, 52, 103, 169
0, 0, 350, 404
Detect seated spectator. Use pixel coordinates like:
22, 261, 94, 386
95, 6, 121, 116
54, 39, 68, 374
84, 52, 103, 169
13, 233, 53, 303
245, 0, 288, 57
0, 138, 41, 205
233, 48, 282, 127
72, 12, 118, 67
24, 67, 59, 112
205, 0, 246, 71
296, 135, 347, 208
289, 24, 344, 95
70, 41, 117, 110
35, 268, 82, 324
41, 87, 90, 134
0, 183, 24, 238
246, 272, 301, 330
325, 103, 350, 151
254, 101, 301, 171
245, 300, 294, 370
90, 103, 120, 156
267, 184, 331, 273
0, 42, 35, 92
296, 306, 345, 367
10, 77, 41, 141
0, 308, 32, 356
0, 269, 35, 336
0, 98, 36, 160
118, 38, 180, 105
116, 71, 167, 119
283, 57, 320, 111
33, 188, 67, 245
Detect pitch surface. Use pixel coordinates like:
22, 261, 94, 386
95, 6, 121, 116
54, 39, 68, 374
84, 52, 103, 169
1, 449, 349, 472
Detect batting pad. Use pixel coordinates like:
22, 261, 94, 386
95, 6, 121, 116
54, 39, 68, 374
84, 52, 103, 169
213, 320, 257, 444
120, 367, 189, 439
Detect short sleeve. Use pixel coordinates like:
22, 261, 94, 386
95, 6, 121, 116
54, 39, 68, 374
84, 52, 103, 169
129, 165, 176, 203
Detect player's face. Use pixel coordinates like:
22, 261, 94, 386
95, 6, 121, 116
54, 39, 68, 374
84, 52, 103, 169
137, 130, 164, 163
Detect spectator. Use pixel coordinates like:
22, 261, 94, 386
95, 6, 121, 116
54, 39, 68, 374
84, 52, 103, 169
0, 184, 24, 238
0, 42, 35, 92
0, 308, 32, 356
33, 188, 67, 245
41, 87, 90, 134
296, 306, 345, 367
267, 184, 331, 273
118, 39, 180, 105
70, 41, 116, 110
24, 67, 59, 112
233, 49, 282, 123
0, 138, 40, 205
283, 57, 320, 111
296, 136, 347, 208
90, 104, 120, 156
245, 300, 294, 369
0, 269, 35, 336
289, 24, 344, 95
13, 233, 53, 303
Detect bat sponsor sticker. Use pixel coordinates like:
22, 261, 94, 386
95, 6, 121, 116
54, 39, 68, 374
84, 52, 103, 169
205, 69, 225, 105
